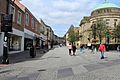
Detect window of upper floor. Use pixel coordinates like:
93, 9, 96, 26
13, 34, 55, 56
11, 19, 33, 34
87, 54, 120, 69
107, 9, 111, 13
25, 12, 29, 26
114, 19, 117, 27
106, 19, 110, 21
9, 4, 15, 22
31, 18, 35, 29
35, 22, 37, 31
114, 19, 117, 21
106, 22, 109, 25
17, 11, 22, 24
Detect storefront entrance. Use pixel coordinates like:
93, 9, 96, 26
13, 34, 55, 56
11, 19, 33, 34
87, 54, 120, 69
24, 38, 33, 50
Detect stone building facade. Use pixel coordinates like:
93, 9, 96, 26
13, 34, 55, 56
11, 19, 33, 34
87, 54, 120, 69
79, 2, 120, 48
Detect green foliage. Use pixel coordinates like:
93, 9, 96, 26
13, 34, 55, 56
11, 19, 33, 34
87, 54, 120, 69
67, 27, 79, 43
96, 20, 108, 37
113, 22, 120, 40
91, 19, 108, 43
67, 28, 75, 43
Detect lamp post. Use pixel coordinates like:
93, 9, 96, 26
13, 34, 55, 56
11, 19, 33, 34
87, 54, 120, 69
1, 0, 15, 64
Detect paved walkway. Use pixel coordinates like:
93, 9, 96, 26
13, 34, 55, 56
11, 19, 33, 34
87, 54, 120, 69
0, 49, 47, 64
0, 47, 120, 80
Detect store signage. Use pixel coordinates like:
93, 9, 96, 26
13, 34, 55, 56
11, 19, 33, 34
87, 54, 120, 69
1, 14, 13, 32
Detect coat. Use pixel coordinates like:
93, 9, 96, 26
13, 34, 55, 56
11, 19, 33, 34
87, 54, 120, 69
72, 45, 76, 52
68, 45, 72, 49
99, 44, 106, 52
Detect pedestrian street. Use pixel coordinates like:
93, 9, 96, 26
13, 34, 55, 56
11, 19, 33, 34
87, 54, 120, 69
0, 47, 120, 80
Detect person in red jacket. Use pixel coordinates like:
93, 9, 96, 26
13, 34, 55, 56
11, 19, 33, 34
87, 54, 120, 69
99, 43, 106, 59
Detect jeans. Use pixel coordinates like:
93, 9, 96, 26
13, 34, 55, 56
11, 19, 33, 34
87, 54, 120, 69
101, 51, 104, 58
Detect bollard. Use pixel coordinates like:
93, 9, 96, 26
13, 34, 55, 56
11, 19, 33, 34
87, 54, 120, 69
30, 47, 36, 58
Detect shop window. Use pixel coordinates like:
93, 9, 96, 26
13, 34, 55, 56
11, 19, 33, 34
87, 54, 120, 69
9, 35, 21, 51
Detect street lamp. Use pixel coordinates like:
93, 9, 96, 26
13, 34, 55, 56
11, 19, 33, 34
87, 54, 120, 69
1, 0, 15, 64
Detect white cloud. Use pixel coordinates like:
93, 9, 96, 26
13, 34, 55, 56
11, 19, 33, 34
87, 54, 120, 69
21, 0, 101, 37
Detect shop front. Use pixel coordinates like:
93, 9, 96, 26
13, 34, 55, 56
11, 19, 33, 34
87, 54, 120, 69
24, 29, 38, 50
24, 33, 34, 50
24, 38, 33, 50
35, 37, 40, 49
40, 34, 47, 49
8, 28, 24, 53
8, 34, 22, 51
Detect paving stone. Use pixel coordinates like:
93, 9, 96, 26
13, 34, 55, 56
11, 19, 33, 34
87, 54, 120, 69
57, 76, 76, 80
111, 59, 120, 64
84, 64, 105, 71
18, 76, 29, 80
28, 72, 39, 80
72, 65, 88, 75
57, 68, 74, 79
8, 76, 17, 80
75, 73, 97, 80
102, 61, 117, 67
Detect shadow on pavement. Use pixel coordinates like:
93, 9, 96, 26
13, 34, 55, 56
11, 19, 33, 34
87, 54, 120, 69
0, 49, 49, 64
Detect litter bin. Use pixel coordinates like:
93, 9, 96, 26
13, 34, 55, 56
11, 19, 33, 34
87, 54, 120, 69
30, 47, 36, 58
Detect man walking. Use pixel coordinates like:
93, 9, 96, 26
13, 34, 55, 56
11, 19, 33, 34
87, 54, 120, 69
72, 44, 77, 56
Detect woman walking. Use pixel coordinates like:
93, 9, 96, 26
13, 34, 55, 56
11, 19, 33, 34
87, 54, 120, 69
68, 43, 72, 55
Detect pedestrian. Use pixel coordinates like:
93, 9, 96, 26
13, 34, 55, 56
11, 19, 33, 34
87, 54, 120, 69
72, 44, 77, 56
80, 44, 84, 53
91, 44, 96, 54
68, 43, 72, 55
87, 43, 91, 50
98, 43, 106, 59
117, 45, 120, 52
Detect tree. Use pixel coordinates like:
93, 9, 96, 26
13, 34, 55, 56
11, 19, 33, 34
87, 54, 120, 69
113, 22, 120, 42
90, 19, 108, 43
67, 25, 79, 44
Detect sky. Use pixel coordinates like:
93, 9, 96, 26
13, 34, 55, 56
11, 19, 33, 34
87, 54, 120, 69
20, 0, 120, 37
